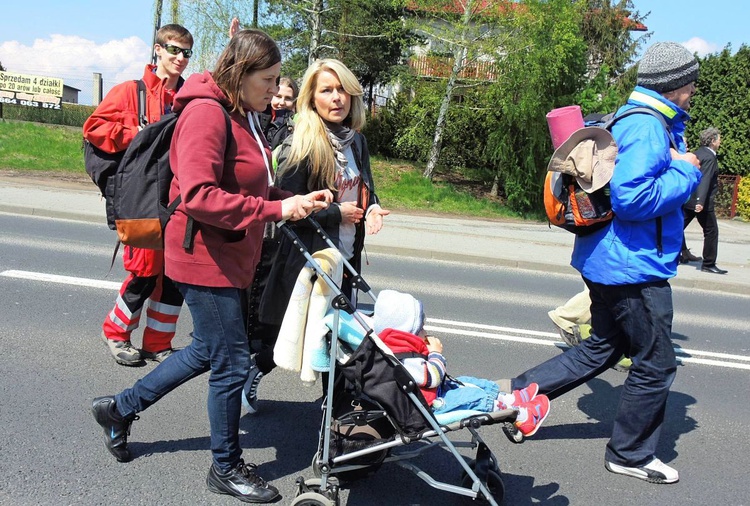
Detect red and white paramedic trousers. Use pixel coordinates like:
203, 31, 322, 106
102, 246, 183, 353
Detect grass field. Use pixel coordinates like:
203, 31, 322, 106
0, 121, 85, 172
0, 119, 525, 220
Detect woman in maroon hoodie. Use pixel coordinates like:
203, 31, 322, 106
92, 30, 332, 504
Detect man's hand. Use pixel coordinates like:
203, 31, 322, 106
671, 148, 700, 168
695, 204, 704, 213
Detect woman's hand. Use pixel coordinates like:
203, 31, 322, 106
365, 206, 390, 235
281, 190, 332, 222
339, 201, 364, 224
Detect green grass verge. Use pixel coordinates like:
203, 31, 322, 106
0, 120, 85, 173
0, 120, 527, 220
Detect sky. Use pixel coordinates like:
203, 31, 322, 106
0, 0, 747, 105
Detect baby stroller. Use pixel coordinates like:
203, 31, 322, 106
274, 217, 523, 506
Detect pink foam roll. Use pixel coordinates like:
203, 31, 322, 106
546, 105, 584, 150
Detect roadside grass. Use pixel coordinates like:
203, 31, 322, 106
0, 120, 84, 172
0, 119, 528, 220
371, 157, 522, 219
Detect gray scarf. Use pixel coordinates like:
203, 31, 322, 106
324, 121, 356, 175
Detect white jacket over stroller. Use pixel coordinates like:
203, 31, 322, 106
275, 217, 522, 506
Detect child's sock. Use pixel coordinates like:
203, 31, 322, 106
496, 382, 539, 409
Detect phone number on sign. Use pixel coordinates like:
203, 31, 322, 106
0, 96, 61, 110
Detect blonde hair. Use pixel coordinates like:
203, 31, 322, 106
284, 59, 366, 191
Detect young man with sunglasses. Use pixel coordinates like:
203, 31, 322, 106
83, 24, 194, 367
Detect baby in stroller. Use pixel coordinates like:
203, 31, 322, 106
371, 289, 550, 437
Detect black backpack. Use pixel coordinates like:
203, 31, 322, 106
83, 80, 147, 229
111, 100, 232, 250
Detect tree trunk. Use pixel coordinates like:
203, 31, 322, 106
423, 0, 474, 180
490, 173, 499, 197
170, 0, 179, 23
423, 44, 466, 180
151, 0, 164, 65
308, 0, 324, 65
252, 0, 259, 27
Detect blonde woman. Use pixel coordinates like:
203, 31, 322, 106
245, 59, 390, 414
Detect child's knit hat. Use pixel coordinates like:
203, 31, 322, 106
373, 289, 425, 335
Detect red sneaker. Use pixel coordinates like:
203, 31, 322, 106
515, 395, 550, 437
512, 383, 539, 406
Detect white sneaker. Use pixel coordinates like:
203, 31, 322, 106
605, 458, 679, 484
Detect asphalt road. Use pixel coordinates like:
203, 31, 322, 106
1, 213, 749, 506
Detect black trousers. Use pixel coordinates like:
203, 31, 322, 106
682, 208, 719, 266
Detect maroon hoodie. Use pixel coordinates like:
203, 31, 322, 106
164, 71, 292, 289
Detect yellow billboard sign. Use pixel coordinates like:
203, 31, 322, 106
0, 71, 63, 110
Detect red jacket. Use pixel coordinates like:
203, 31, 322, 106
83, 65, 180, 153
379, 328, 439, 405
164, 71, 292, 289
83, 64, 181, 276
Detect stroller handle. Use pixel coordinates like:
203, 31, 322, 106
276, 219, 356, 315
276, 216, 376, 301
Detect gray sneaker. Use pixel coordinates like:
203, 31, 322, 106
242, 364, 264, 415
141, 348, 174, 363
101, 332, 143, 366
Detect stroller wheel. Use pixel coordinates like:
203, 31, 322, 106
291, 492, 336, 506
461, 468, 505, 504
292, 478, 340, 506
502, 421, 524, 444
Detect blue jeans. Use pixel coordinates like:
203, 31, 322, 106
433, 376, 500, 414
116, 283, 251, 471
513, 278, 676, 467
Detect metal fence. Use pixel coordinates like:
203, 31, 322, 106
716, 175, 742, 219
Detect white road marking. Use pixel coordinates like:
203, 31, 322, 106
426, 318, 750, 372
0, 269, 120, 290
3, 269, 749, 371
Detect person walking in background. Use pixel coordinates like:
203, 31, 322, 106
548, 286, 631, 372
243, 59, 391, 415
681, 126, 727, 274
91, 29, 332, 503
499, 42, 702, 485
83, 24, 194, 366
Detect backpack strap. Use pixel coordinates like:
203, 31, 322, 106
606, 106, 678, 150
606, 106, 675, 256
176, 106, 234, 250
135, 80, 148, 128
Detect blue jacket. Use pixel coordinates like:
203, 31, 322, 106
571, 86, 701, 285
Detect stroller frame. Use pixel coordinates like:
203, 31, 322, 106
280, 217, 521, 506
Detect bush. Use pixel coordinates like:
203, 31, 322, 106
737, 176, 750, 221
1, 103, 95, 127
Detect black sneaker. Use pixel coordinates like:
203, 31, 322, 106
91, 396, 137, 463
206, 460, 280, 503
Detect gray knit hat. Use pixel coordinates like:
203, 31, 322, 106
637, 42, 699, 93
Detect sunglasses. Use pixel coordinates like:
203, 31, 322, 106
162, 44, 193, 58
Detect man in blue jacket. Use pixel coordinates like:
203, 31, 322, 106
505, 42, 702, 484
